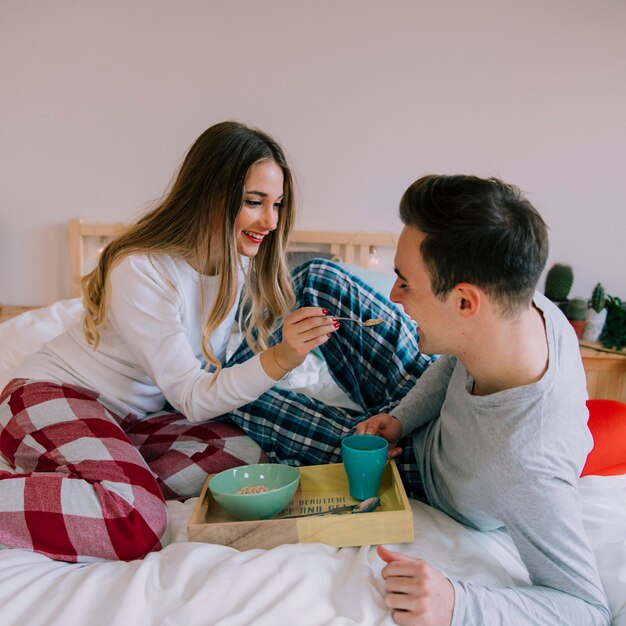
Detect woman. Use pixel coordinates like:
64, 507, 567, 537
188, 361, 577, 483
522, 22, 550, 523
0, 121, 430, 562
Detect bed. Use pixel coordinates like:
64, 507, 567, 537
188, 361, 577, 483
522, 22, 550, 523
0, 221, 624, 626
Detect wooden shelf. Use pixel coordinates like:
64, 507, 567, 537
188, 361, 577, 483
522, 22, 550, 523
580, 342, 626, 403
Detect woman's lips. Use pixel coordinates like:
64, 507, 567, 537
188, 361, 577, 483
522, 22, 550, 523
242, 230, 265, 243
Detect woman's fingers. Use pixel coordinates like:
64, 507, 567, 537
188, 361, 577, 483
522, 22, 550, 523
275, 308, 339, 369
284, 306, 331, 324
283, 309, 338, 343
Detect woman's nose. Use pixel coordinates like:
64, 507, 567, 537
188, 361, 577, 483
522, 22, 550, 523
261, 206, 278, 230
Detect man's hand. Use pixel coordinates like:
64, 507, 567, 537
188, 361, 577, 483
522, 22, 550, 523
378, 545, 454, 626
356, 413, 403, 458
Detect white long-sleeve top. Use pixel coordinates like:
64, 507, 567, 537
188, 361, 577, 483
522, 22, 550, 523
16, 253, 277, 421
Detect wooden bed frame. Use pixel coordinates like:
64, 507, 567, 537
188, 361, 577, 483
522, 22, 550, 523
68, 218, 398, 298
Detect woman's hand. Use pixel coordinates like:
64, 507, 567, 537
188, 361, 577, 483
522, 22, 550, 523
261, 307, 338, 380
356, 413, 403, 458
277, 306, 338, 368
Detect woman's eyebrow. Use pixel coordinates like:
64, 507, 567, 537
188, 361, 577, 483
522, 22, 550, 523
245, 190, 284, 199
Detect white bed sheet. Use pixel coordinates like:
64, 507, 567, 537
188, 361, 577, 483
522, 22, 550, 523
0, 301, 625, 625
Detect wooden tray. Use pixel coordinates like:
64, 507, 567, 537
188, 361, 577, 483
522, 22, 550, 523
188, 461, 413, 550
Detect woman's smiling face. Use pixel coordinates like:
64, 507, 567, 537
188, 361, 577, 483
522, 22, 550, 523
234, 159, 284, 257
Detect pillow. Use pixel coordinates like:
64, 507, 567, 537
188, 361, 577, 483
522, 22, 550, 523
340, 263, 396, 298
581, 399, 626, 476
0, 298, 82, 391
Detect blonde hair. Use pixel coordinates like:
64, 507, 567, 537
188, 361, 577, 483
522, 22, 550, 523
82, 121, 296, 375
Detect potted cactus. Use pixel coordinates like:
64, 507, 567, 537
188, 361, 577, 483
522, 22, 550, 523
582, 283, 608, 342
544, 263, 573, 314
566, 297, 587, 339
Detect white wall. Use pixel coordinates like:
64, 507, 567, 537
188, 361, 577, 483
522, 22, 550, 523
1, 0, 625, 306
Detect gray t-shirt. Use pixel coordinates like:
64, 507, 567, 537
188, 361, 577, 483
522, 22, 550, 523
392, 292, 610, 626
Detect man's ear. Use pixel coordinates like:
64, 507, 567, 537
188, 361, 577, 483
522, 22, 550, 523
454, 283, 481, 317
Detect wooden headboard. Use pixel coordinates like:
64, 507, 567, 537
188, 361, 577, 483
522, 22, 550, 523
68, 219, 398, 297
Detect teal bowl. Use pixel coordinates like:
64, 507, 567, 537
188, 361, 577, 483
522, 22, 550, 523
208, 463, 300, 521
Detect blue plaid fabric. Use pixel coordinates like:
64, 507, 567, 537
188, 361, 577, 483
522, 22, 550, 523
394, 435, 427, 500
223, 259, 433, 470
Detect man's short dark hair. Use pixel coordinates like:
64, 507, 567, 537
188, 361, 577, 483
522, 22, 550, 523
399, 174, 549, 314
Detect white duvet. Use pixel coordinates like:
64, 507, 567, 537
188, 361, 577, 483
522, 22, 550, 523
0, 301, 625, 626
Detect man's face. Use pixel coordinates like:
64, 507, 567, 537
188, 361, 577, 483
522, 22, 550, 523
390, 226, 455, 355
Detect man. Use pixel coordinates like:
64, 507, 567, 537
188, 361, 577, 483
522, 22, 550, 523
357, 175, 610, 625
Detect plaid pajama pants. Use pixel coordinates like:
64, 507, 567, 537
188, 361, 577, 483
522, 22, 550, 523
0, 379, 265, 562
223, 260, 432, 481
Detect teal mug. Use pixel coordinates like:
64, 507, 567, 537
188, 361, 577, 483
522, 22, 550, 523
341, 434, 388, 500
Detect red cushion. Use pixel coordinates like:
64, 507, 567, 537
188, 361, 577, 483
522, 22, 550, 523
581, 399, 626, 476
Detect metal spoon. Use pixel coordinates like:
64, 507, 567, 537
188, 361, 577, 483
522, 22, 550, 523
328, 316, 385, 328
277, 496, 381, 519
